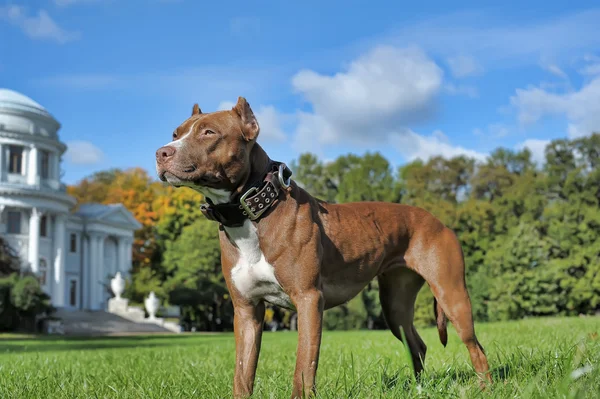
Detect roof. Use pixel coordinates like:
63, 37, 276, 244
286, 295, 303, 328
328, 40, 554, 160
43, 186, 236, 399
0, 88, 52, 118
75, 203, 142, 230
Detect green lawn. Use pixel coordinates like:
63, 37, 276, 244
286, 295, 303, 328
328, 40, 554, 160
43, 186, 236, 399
0, 316, 599, 398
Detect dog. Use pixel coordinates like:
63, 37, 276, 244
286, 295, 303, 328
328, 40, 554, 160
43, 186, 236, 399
155, 97, 491, 398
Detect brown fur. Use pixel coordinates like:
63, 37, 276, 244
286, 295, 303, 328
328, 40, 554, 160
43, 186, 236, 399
155, 97, 491, 399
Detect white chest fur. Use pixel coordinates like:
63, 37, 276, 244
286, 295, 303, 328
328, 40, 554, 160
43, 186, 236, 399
226, 220, 294, 310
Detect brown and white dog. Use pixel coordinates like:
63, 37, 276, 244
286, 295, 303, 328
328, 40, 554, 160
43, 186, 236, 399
155, 97, 491, 398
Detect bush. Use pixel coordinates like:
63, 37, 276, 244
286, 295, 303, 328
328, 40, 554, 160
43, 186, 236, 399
1, 236, 20, 276
0, 237, 54, 332
324, 296, 367, 330
0, 273, 53, 332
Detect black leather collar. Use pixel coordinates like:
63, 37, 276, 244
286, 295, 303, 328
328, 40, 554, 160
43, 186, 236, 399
200, 161, 292, 228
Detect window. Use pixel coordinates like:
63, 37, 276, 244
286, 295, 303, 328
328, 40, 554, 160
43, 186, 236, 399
40, 151, 50, 179
8, 145, 23, 174
69, 279, 78, 307
39, 258, 47, 286
7, 211, 21, 234
40, 215, 48, 237
70, 233, 77, 253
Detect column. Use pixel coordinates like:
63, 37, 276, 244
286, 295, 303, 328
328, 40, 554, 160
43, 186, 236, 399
98, 236, 105, 310
87, 234, 96, 309
27, 146, 38, 185
90, 235, 105, 310
0, 143, 4, 182
83, 235, 90, 309
54, 154, 61, 182
117, 237, 126, 275
28, 208, 41, 273
52, 215, 67, 307
88, 234, 101, 310
125, 237, 133, 278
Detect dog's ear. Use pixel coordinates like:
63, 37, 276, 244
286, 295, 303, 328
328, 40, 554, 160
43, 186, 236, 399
233, 96, 259, 141
191, 103, 202, 116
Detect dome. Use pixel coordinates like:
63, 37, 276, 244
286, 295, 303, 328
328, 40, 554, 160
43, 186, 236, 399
0, 88, 52, 117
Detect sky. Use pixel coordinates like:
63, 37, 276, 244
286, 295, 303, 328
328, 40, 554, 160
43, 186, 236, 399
1, 0, 599, 185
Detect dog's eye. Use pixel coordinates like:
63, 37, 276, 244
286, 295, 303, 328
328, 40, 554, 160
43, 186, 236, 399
204, 129, 216, 135
172, 132, 177, 139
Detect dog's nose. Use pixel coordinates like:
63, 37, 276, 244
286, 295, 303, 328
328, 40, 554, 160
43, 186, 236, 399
156, 146, 176, 163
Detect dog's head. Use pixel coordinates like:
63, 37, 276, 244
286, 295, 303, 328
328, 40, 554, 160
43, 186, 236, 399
155, 97, 260, 197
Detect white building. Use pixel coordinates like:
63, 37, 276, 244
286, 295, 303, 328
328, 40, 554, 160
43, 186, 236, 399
0, 88, 141, 311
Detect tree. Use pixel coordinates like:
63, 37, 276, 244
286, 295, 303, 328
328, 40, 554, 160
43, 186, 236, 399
328, 152, 400, 204
290, 153, 336, 202
1, 236, 21, 276
323, 295, 367, 330
162, 218, 233, 331
66, 133, 600, 331
68, 168, 206, 304
0, 237, 53, 332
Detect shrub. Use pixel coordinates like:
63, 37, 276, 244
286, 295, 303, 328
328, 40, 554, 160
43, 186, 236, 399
0, 237, 54, 332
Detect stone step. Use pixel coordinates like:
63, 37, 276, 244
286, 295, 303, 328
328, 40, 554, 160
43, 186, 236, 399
54, 309, 176, 335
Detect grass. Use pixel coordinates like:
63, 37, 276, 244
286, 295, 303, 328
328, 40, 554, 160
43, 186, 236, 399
0, 316, 599, 398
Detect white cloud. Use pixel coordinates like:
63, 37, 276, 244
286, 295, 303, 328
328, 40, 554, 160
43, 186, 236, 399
444, 83, 479, 98
510, 77, 600, 138
538, 80, 571, 92
390, 129, 487, 162
516, 139, 550, 167
446, 54, 482, 78
473, 123, 510, 138
292, 112, 338, 154
384, 9, 600, 70
217, 101, 235, 111
217, 101, 286, 142
253, 106, 286, 142
64, 141, 104, 165
292, 45, 443, 147
580, 63, 600, 76
288, 44, 488, 162
543, 64, 568, 79
0, 6, 80, 44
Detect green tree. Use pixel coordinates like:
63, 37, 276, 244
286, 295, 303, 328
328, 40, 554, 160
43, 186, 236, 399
1, 236, 21, 276
328, 152, 400, 204
68, 132, 600, 331
290, 153, 337, 202
0, 239, 53, 332
485, 223, 553, 321
162, 218, 233, 331
323, 295, 367, 330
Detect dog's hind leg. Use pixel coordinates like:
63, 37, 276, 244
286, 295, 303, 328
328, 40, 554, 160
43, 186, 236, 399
378, 267, 428, 376
408, 227, 491, 384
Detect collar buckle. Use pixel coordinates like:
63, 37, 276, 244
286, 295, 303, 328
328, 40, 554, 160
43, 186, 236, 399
239, 187, 268, 221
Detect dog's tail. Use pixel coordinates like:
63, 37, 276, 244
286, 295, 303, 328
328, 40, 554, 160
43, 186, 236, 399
433, 297, 448, 347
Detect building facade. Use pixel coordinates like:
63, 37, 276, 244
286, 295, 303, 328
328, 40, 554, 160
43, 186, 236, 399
0, 88, 141, 310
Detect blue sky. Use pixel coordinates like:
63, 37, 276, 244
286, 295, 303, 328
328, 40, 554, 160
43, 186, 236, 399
1, 0, 599, 184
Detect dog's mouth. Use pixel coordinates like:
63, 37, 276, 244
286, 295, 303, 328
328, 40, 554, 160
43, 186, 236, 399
158, 164, 196, 184
159, 168, 221, 189
159, 171, 187, 187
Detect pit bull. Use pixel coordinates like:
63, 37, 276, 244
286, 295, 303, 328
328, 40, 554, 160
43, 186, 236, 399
155, 97, 491, 398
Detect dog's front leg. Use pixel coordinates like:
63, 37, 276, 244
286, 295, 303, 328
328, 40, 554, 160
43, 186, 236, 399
233, 300, 265, 398
291, 290, 324, 399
